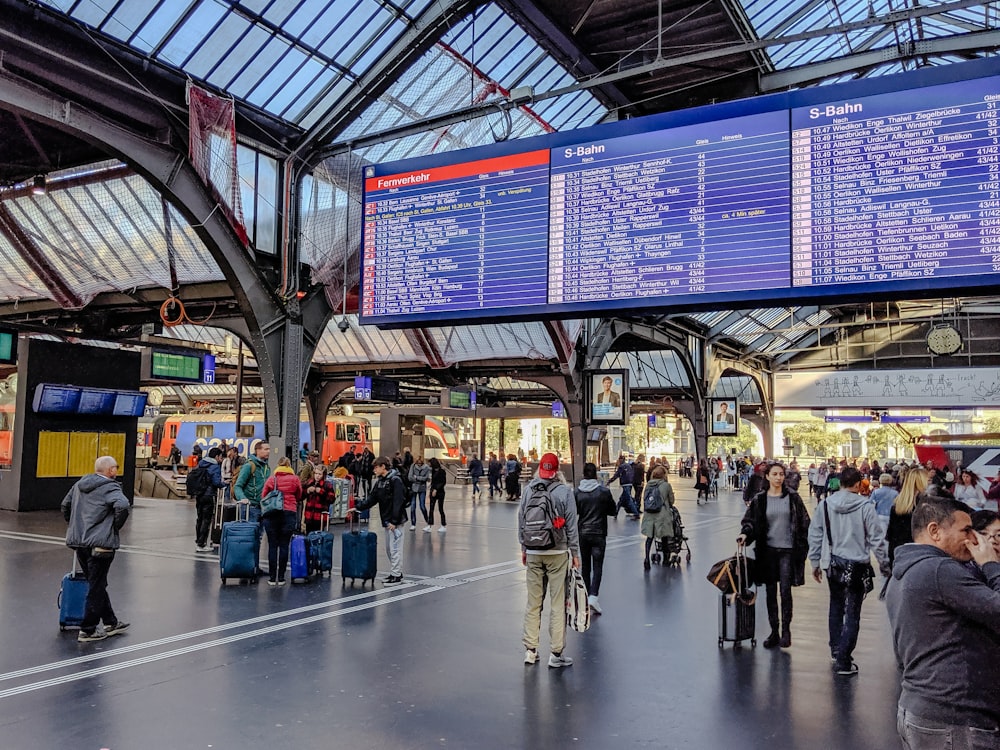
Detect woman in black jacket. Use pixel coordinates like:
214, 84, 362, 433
427, 457, 448, 532
575, 462, 616, 614
737, 462, 811, 649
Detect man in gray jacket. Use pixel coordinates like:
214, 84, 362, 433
519, 453, 581, 668
886, 498, 1000, 748
62, 456, 131, 643
808, 466, 889, 676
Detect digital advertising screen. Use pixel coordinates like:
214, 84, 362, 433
589, 370, 628, 426
709, 398, 738, 436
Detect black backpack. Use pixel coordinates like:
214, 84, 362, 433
520, 481, 561, 550
643, 483, 664, 513
186, 465, 210, 498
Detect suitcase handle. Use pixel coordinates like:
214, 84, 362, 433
236, 502, 252, 522
320, 511, 330, 532
347, 507, 361, 534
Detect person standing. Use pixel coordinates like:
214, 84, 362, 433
870, 472, 898, 530
234, 441, 271, 577
62, 456, 131, 643
427, 457, 448, 532
610, 456, 637, 519
355, 457, 408, 584
520, 453, 581, 668
886, 498, 1000, 748
642, 465, 677, 570
168, 444, 182, 477
260, 457, 302, 586
302, 463, 335, 533
808, 467, 889, 676
738, 462, 811, 648
954, 469, 987, 510
408, 456, 430, 531
488, 452, 503, 498
192, 447, 225, 552
575, 462, 615, 614
356, 447, 375, 499
887, 467, 929, 567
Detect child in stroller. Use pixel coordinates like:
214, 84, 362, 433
650, 506, 691, 566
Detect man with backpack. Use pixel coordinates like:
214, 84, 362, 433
188, 446, 225, 552
610, 456, 638, 519
519, 453, 581, 668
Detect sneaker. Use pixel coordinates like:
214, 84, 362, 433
276, 579, 286, 586
105, 620, 130, 637
268, 579, 277, 586
588, 595, 602, 615
383, 575, 402, 585
423, 525, 432, 532
548, 653, 573, 668
780, 631, 792, 648
410, 525, 416, 531
835, 661, 859, 676
524, 649, 538, 665
438, 526, 446, 533
78, 627, 108, 643
763, 632, 780, 649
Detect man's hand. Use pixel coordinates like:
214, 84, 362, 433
968, 533, 1000, 567
572, 555, 581, 570
812, 566, 823, 583
238, 499, 249, 505
387, 523, 395, 531
521, 550, 527, 566
736, 534, 746, 547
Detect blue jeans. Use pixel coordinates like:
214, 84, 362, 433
615, 486, 637, 516
410, 487, 427, 526
828, 574, 866, 667
262, 510, 295, 581
471, 476, 481, 495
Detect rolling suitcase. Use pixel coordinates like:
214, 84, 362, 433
220, 503, 260, 584
289, 534, 310, 582
307, 512, 334, 576
211, 488, 236, 547
718, 593, 756, 648
342, 511, 377, 586
58, 553, 88, 631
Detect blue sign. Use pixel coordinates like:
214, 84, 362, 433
552, 401, 565, 418
203, 354, 216, 385
825, 416, 874, 423
881, 416, 931, 424
354, 376, 372, 400
648, 414, 657, 427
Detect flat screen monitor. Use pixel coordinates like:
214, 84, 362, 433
149, 350, 202, 382
32, 383, 81, 414
77, 388, 116, 415
112, 391, 148, 417
0, 329, 17, 365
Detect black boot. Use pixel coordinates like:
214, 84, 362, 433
763, 631, 780, 648
780, 627, 792, 648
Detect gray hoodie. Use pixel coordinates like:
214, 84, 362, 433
62, 473, 130, 549
808, 489, 888, 571
886, 544, 1000, 729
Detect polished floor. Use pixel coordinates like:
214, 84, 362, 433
0, 481, 902, 750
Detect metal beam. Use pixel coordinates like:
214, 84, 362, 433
0, 202, 85, 309
760, 29, 1000, 91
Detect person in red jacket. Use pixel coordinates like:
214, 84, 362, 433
260, 457, 303, 585
302, 464, 335, 533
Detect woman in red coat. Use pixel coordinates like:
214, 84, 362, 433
260, 457, 303, 585
302, 464, 335, 533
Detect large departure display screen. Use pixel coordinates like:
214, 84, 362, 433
360, 62, 1000, 326
791, 76, 1000, 287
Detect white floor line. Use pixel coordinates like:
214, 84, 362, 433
0, 584, 417, 684
0, 530, 211, 563
0, 587, 442, 701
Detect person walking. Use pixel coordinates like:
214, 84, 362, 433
575, 462, 615, 614
488, 452, 503, 498
62, 456, 131, 643
468, 454, 484, 499
610, 456, 637, 519
642, 465, 677, 570
887, 467, 929, 567
808, 467, 889, 676
354, 457, 408, 584
886, 498, 1000, 748
738, 462, 811, 648
427, 457, 448, 532
260, 457, 302, 586
520, 453, 581, 668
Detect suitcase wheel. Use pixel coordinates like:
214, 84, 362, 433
751, 639, 757, 647
686, 551, 692, 563
60, 625, 66, 632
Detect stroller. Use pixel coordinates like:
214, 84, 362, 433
650, 506, 691, 566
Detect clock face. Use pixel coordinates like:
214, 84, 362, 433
927, 326, 962, 355
147, 388, 164, 407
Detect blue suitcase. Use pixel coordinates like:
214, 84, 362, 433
307, 512, 334, 576
342, 513, 377, 586
290, 534, 310, 582
58, 555, 88, 631
220, 504, 260, 583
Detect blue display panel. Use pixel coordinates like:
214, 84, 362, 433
112, 392, 148, 417
77, 388, 116, 415
32, 384, 81, 414
791, 76, 1000, 287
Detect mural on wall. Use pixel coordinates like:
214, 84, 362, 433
775, 368, 1000, 408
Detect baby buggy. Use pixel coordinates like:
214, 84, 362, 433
650, 506, 691, 566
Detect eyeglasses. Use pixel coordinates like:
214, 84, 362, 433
983, 532, 1000, 543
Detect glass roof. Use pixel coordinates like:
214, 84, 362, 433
601, 350, 691, 389
39, 0, 433, 127
740, 0, 997, 76
712, 376, 762, 405
0, 161, 223, 307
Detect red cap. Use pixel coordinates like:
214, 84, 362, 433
539, 452, 559, 479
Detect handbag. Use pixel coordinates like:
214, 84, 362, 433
261, 488, 285, 516
823, 503, 875, 596
565, 563, 591, 633
707, 547, 756, 604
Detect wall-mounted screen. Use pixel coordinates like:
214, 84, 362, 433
77, 388, 116, 415
112, 392, 148, 417
0, 329, 17, 365
589, 370, 628, 426
32, 384, 81, 414
709, 399, 738, 436
447, 389, 475, 409
147, 350, 203, 382
359, 60, 1000, 326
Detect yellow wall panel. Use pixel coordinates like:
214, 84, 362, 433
68, 432, 99, 477
98, 432, 126, 469
37, 431, 69, 478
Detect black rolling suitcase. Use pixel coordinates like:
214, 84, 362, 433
718, 593, 756, 648
210, 488, 236, 547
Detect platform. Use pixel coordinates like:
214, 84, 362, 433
0, 482, 901, 750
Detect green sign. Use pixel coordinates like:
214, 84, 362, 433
0, 331, 14, 364
151, 351, 201, 382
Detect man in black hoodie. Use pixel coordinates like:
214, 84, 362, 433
355, 458, 408, 585
886, 498, 1000, 748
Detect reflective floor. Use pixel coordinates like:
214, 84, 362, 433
0, 482, 901, 750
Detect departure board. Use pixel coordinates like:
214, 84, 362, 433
791, 76, 1000, 286
548, 111, 789, 304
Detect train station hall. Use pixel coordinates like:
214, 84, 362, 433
1, 0, 999, 748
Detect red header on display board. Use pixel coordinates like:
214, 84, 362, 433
365, 150, 550, 193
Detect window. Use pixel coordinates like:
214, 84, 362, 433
336, 423, 345, 441
196, 424, 214, 438
169, 424, 178, 438
424, 433, 445, 450
237, 425, 255, 438
345, 423, 364, 442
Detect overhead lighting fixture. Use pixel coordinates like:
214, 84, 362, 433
32, 175, 46, 196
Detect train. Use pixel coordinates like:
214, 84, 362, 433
137, 412, 460, 467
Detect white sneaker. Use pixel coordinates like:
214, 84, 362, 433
548, 653, 573, 668
588, 595, 602, 615
524, 649, 537, 665
423, 525, 432, 532
438, 526, 446, 533
410, 525, 416, 531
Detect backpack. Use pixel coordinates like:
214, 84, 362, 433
521, 481, 562, 550
643, 483, 664, 513
186, 465, 210, 498
619, 463, 634, 485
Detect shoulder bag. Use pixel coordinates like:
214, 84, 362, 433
823, 502, 874, 596
261, 487, 285, 517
